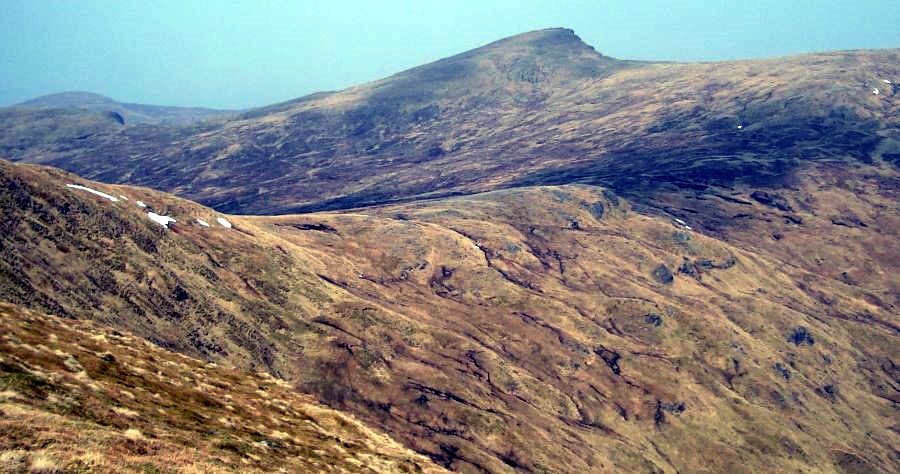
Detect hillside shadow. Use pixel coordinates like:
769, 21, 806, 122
508, 102, 888, 228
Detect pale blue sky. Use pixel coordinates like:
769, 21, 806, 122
2, 1, 897, 109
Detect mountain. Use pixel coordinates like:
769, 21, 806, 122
0, 28, 897, 222
0, 302, 444, 473
1, 27, 899, 472
0, 158, 896, 473
13, 91, 235, 125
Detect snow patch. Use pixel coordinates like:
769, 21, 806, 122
147, 212, 176, 228
873, 88, 880, 95
66, 184, 119, 202
673, 217, 692, 230
136, 201, 147, 208
884, 79, 893, 85
217, 217, 232, 228
196, 219, 210, 227
118, 195, 128, 201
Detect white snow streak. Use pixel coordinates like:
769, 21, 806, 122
216, 217, 232, 229
196, 219, 210, 227
65, 184, 119, 202
147, 212, 176, 228
136, 201, 147, 208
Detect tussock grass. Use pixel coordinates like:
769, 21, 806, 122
0, 303, 445, 473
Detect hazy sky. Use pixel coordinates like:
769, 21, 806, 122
2, 1, 898, 109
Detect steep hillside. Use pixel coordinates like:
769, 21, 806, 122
1, 29, 897, 219
1, 160, 896, 473
0, 302, 443, 473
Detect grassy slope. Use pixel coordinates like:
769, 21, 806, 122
0, 302, 444, 473
259, 173, 898, 473
0, 159, 896, 473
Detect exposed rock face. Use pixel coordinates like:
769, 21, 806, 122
789, 326, 815, 346
589, 201, 605, 219
750, 190, 793, 211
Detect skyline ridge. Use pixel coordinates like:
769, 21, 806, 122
4, 26, 898, 111
3, 0, 898, 109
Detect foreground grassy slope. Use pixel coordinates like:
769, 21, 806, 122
1, 159, 896, 473
0, 302, 443, 473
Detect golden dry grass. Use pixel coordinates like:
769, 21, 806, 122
0, 302, 445, 474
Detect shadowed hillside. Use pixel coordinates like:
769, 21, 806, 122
2, 29, 894, 220
1, 159, 896, 473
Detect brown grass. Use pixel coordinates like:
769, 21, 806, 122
1, 145, 898, 472
0, 303, 444, 473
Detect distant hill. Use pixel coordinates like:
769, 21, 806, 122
13, 90, 235, 126
0, 28, 896, 222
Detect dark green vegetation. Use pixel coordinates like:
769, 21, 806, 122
0, 28, 898, 473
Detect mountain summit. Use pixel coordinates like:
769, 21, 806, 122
16, 91, 122, 109
253, 27, 625, 117
364, 27, 622, 102
1, 28, 895, 220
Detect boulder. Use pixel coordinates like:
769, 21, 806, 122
652, 265, 674, 285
